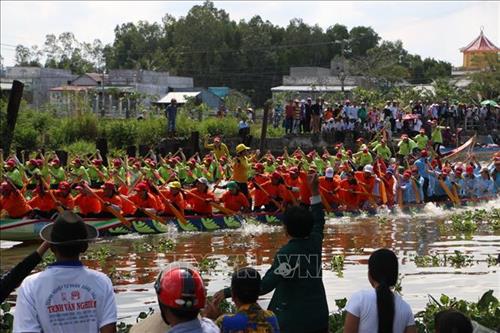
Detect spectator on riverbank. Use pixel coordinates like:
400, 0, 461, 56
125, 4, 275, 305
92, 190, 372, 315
0, 241, 50, 303
155, 263, 219, 333
165, 98, 178, 135
13, 211, 117, 333
343, 248, 416, 333
434, 309, 473, 333
214, 172, 329, 333
208, 267, 280, 332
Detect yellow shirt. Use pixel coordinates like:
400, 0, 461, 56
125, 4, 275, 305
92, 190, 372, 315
232, 157, 249, 183
205, 142, 230, 160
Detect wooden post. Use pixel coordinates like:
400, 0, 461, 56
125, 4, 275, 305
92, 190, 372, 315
96, 138, 109, 166
259, 100, 272, 157
190, 131, 200, 154
2, 80, 24, 157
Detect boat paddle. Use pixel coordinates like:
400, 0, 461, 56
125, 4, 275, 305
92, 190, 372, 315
82, 183, 132, 228
183, 189, 237, 216
149, 182, 189, 226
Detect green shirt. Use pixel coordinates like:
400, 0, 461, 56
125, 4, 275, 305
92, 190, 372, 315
414, 134, 429, 150
373, 144, 392, 161
431, 126, 444, 144
398, 139, 417, 156
6, 169, 23, 188
50, 166, 66, 184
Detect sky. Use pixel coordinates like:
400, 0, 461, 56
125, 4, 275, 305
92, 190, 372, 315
1, 1, 499, 67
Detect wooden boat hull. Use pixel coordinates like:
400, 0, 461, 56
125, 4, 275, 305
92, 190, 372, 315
0, 217, 123, 241
0, 213, 268, 241
0, 198, 493, 241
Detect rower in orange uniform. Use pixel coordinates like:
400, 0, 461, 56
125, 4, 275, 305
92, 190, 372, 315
28, 183, 57, 218
283, 167, 301, 204
53, 181, 75, 210
0, 181, 32, 218
128, 182, 163, 214
220, 181, 250, 212
258, 172, 287, 211
354, 164, 380, 209
185, 177, 215, 216
339, 171, 363, 212
97, 181, 123, 212
74, 182, 102, 216
319, 167, 340, 208
160, 181, 185, 216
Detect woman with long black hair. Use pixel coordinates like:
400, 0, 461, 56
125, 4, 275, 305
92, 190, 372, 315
343, 249, 416, 333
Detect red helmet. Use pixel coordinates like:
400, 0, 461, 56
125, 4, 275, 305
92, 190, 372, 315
253, 163, 264, 171
113, 159, 122, 167
155, 264, 206, 310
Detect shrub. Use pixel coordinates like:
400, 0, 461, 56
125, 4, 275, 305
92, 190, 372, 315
136, 117, 166, 146
52, 112, 99, 144
105, 120, 138, 149
176, 112, 198, 137
63, 140, 96, 156
13, 126, 39, 150
199, 116, 239, 137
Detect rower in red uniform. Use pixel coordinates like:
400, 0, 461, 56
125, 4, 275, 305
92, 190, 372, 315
74, 182, 102, 216
185, 177, 215, 215
319, 167, 340, 208
28, 183, 57, 217
258, 172, 287, 211
297, 166, 312, 205
220, 181, 250, 212
160, 181, 185, 216
354, 164, 379, 208
249, 163, 270, 211
0, 181, 32, 218
339, 171, 363, 212
54, 181, 75, 210
128, 182, 163, 214
97, 181, 123, 212
283, 167, 301, 204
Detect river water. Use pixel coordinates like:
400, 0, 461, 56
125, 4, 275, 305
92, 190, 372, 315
1, 200, 499, 324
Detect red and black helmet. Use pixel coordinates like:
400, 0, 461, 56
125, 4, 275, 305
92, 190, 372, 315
155, 263, 206, 310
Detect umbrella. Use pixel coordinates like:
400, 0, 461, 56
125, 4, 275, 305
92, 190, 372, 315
480, 100, 498, 107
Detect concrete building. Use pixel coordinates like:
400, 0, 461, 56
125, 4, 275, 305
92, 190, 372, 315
4, 66, 76, 107
48, 69, 194, 118
271, 62, 363, 99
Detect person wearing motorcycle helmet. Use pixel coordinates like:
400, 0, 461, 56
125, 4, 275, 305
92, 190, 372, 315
155, 263, 219, 332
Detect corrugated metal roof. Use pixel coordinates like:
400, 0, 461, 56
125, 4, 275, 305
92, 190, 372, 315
271, 85, 357, 92
157, 92, 200, 104
0, 82, 13, 90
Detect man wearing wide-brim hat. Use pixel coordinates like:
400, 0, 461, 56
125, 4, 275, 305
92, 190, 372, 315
13, 211, 117, 333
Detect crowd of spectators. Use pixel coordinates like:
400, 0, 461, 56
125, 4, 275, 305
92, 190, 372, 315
272, 98, 499, 144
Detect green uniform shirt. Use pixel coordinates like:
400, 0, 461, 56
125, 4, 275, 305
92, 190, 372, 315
398, 139, 418, 156
414, 134, 429, 150
431, 126, 444, 144
50, 166, 66, 184
6, 169, 23, 188
373, 144, 392, 161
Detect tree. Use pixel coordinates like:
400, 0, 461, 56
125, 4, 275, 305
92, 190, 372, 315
468, 59, 500, 101
14, 45, 41, 66
349, 26, 380, 57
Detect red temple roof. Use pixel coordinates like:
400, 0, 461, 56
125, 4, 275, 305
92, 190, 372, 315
460, 30, 500, 52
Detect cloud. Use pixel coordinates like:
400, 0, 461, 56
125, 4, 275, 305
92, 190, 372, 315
1, 1, 498, 67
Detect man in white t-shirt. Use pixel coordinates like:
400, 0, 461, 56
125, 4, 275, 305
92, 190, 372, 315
13, 211, 117, 333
